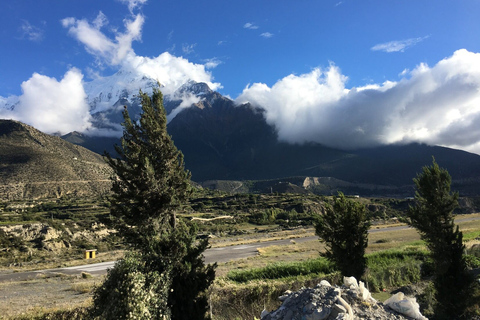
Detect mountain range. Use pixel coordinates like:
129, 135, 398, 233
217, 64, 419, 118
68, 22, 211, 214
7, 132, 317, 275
2, 70, 480, 199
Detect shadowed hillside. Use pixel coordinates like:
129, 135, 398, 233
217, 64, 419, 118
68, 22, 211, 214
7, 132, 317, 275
0, 120, 112, 200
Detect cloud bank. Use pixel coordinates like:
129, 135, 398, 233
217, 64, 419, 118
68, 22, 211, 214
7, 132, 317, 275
236, 49, 480, 154
0, 68, 91, 135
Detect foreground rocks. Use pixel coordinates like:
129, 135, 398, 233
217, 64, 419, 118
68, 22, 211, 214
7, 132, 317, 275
261, 278, 426, 320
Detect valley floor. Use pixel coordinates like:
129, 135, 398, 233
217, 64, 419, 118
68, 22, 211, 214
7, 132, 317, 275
2, 214, 480, 318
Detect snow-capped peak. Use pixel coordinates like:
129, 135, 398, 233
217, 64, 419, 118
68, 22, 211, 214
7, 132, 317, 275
84, 69, 159, 113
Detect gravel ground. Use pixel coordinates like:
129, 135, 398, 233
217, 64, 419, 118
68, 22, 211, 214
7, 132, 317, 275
0, 274, 100, 318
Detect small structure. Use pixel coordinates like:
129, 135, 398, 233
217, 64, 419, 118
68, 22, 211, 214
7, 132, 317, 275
84, 249, 96, 259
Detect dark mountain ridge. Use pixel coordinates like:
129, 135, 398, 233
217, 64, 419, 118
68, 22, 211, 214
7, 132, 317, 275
60, 82, 480, 197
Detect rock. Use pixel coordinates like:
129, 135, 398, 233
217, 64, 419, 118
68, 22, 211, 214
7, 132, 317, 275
261, 279, 419, 320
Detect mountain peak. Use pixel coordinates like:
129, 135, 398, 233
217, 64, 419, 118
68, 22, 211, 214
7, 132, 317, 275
175, 81, 213, 97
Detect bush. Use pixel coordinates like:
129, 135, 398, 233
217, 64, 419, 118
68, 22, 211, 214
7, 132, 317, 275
315, 192, 370, 280
91, 252, 171, 320
365, 250, 426, 291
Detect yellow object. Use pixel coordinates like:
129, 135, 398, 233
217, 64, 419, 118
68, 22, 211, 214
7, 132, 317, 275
84, 250, 96, 259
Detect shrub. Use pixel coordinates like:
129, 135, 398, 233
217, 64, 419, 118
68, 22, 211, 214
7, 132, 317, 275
315, 192, 370, 280
91, 252, 171, 320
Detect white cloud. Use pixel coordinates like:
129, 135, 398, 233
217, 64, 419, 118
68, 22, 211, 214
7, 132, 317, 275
236, 49, 480, 154
166, 94, 202, 123
399, 68, 409, 77
93, 11, 108, 29
121, 52, 221, 96
19, 20, 44, 42
182, 43, 196, 55
62, 12, 144, 66
204, 58, 222, 69
0, 69, 92, 135
62, 9, 220, 96
118, 0, 148, 13
244, 22, 259, 30
260, 32, 274, 38
371, 36, 429, 53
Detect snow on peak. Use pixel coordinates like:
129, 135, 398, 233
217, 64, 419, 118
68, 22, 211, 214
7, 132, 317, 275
83, 69, 158, 113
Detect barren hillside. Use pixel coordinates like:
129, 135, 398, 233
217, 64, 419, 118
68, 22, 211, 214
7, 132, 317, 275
0, 120, 112, 200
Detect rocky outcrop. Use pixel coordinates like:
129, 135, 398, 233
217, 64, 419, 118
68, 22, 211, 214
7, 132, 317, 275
0, 222, 115, 253
261, 278, 427, 320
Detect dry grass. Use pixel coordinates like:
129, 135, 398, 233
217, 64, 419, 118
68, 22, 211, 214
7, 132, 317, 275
209, 227, 316, 248
0, 275, 100, 318
69, 281, 96, 294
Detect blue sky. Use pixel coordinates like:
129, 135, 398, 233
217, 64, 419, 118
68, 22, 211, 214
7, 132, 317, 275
2, 0, 479, 97
2, 0, 480, 153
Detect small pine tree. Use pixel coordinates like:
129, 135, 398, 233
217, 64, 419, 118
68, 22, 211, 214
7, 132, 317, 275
407, 159, 475, 319
315, 192, 370, 280
96, 87, 215, 320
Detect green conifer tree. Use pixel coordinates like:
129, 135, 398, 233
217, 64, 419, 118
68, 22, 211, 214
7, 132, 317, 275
407, 159, 474, 319
104, 88, 190, 249
94, 87, 215, 320
315, 192, 370, 280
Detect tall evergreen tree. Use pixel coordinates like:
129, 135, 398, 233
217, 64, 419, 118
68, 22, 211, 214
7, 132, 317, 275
315, 192, 370, 280
407, 159, 474, 319
104, 88, 190, 249
94, 87, 215, 320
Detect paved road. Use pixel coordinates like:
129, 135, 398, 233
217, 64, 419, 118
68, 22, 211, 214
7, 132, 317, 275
1, 215, 477, 282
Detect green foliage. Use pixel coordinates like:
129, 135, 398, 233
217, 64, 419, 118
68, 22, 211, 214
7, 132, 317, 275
226, 258, 334, 282
226, 249, 431, 292
407, 159, 475, 319
104, 87, 191, 249
91, 252, 171, 320
145, 222, 216, 320
99, 87, 215, 320
0, 228, 25, 252
248, 207, 317, 227
315, 192, 370, 280
365, 250, 428, 292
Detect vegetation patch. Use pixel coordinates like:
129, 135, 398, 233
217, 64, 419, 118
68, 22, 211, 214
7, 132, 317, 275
227, 257, 334, 283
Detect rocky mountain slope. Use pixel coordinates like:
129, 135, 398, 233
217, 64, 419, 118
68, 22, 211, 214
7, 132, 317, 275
0, 120, 112, 200
62, 79, 480, 196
